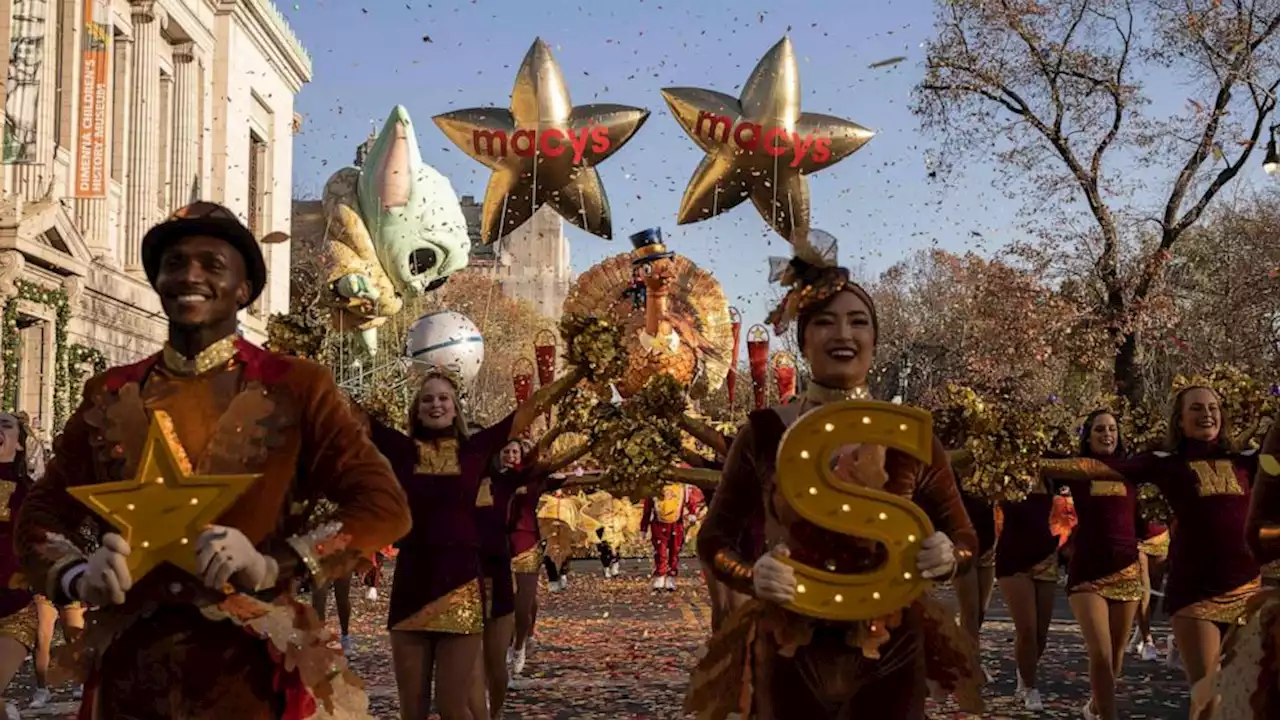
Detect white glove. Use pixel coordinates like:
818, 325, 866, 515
195, 525, 278, 592
752, 545, 797, 604
72, 532, 133, 606
916, 531, 957, 579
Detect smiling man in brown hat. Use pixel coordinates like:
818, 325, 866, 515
15, 203, 411, 719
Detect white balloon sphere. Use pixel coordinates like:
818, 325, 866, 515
404, 311, 485, 385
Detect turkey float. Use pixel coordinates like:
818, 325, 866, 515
562, 228, 733, 399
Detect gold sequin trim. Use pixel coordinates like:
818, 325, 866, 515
713, 549, 753, 584
511, 546, 542, 574
803, 382, 871, 404
1090, 480, 1127, 497
391, 580, 483, 634
1026, 553, 1059, 583
161, 335, 239, 376
1071, 561, 1144, 602
1139, 530, 1170, 558
0, 603, 38, 650
1175, 577, 1263, 626
1039, 457, 1122, 482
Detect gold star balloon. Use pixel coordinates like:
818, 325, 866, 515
67, 411, 261, 583
434, 38, 650, 244
661, 36, 876, 241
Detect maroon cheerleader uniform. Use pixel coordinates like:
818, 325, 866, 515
995, 484, 1058, 581
1044, 440, 1261, 624
0, 462, 33, 650
372, 415, 517, 634
1056, 476, 1143, 601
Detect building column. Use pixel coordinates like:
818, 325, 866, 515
170, 42, 197, 207
123, 0, 162, 273
157, 71, 173, 213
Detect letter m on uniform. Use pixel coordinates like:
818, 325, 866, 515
416, 439, 461, 476
1191, 460, 1243, 497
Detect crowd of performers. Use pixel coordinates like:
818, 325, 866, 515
0, 201, 1276, 720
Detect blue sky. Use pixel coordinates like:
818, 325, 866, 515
277, 0, 1126, 327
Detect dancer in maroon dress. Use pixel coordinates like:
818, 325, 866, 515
686, 231, 980, 718
994, 477, 1059, 711
1042, 387, 1261, 715
1058, 410, 1143, 720
372, 368, 576, 720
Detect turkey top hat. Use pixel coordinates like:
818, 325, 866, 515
630, 227, 674, 265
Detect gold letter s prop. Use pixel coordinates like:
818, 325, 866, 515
773, 400, 936, 621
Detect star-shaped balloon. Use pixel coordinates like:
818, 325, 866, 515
434, 38, 650, 244
662, 37, 875, 241
67, 411, 260, 583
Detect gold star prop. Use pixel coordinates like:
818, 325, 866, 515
67, 411, 261, 583
661, 36, 875, 241
434, 37, 650, 244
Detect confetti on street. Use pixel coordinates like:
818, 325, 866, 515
9, 559, 1192, 718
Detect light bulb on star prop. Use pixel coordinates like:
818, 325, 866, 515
661, 36, 875, 241
434, 38, 650, 245
67, 412, 260, 584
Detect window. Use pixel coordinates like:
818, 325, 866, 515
247, 131, 266, 234
17, 317, 50, 429
248, 131, 267, 314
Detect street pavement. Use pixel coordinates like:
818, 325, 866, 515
5, 558, 1192, 718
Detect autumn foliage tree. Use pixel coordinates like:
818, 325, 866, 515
869, 249, 1102, 409
914, 0, 1280, 404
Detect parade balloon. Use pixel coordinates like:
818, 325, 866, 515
405, 311, 485, 385
433, 38, 650, 244
661, 36, 875, 241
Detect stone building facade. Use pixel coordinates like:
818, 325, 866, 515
460, 197, 572, 320
0, 0, 310, 432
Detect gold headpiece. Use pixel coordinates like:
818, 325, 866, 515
764, 228, 851, 335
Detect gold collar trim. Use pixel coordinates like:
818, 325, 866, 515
804, 382, 871, 405
162, 335, 239, 376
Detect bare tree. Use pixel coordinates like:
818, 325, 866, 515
914, 0, 1280, 402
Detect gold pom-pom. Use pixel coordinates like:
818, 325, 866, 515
631, 373, 687, 421
560, 314, 628, 384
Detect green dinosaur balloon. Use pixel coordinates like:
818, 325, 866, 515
322, 105, 472, 354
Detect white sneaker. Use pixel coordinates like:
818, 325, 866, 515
665, 576, 677, 591
1142, 640, 1160, 662
610, 561, 621, 577
340, 634, 352, 654
1083, 699, 1099, 719
365, 587, 378, 601
511, 647, 526, 675
1023, 688, 1044, 711
651, 576, 665, 591
28, 686, 51, 708
4, 701, 18, 720
73, 684, 83, 700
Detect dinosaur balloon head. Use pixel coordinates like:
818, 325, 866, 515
357, 105, 472, 296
